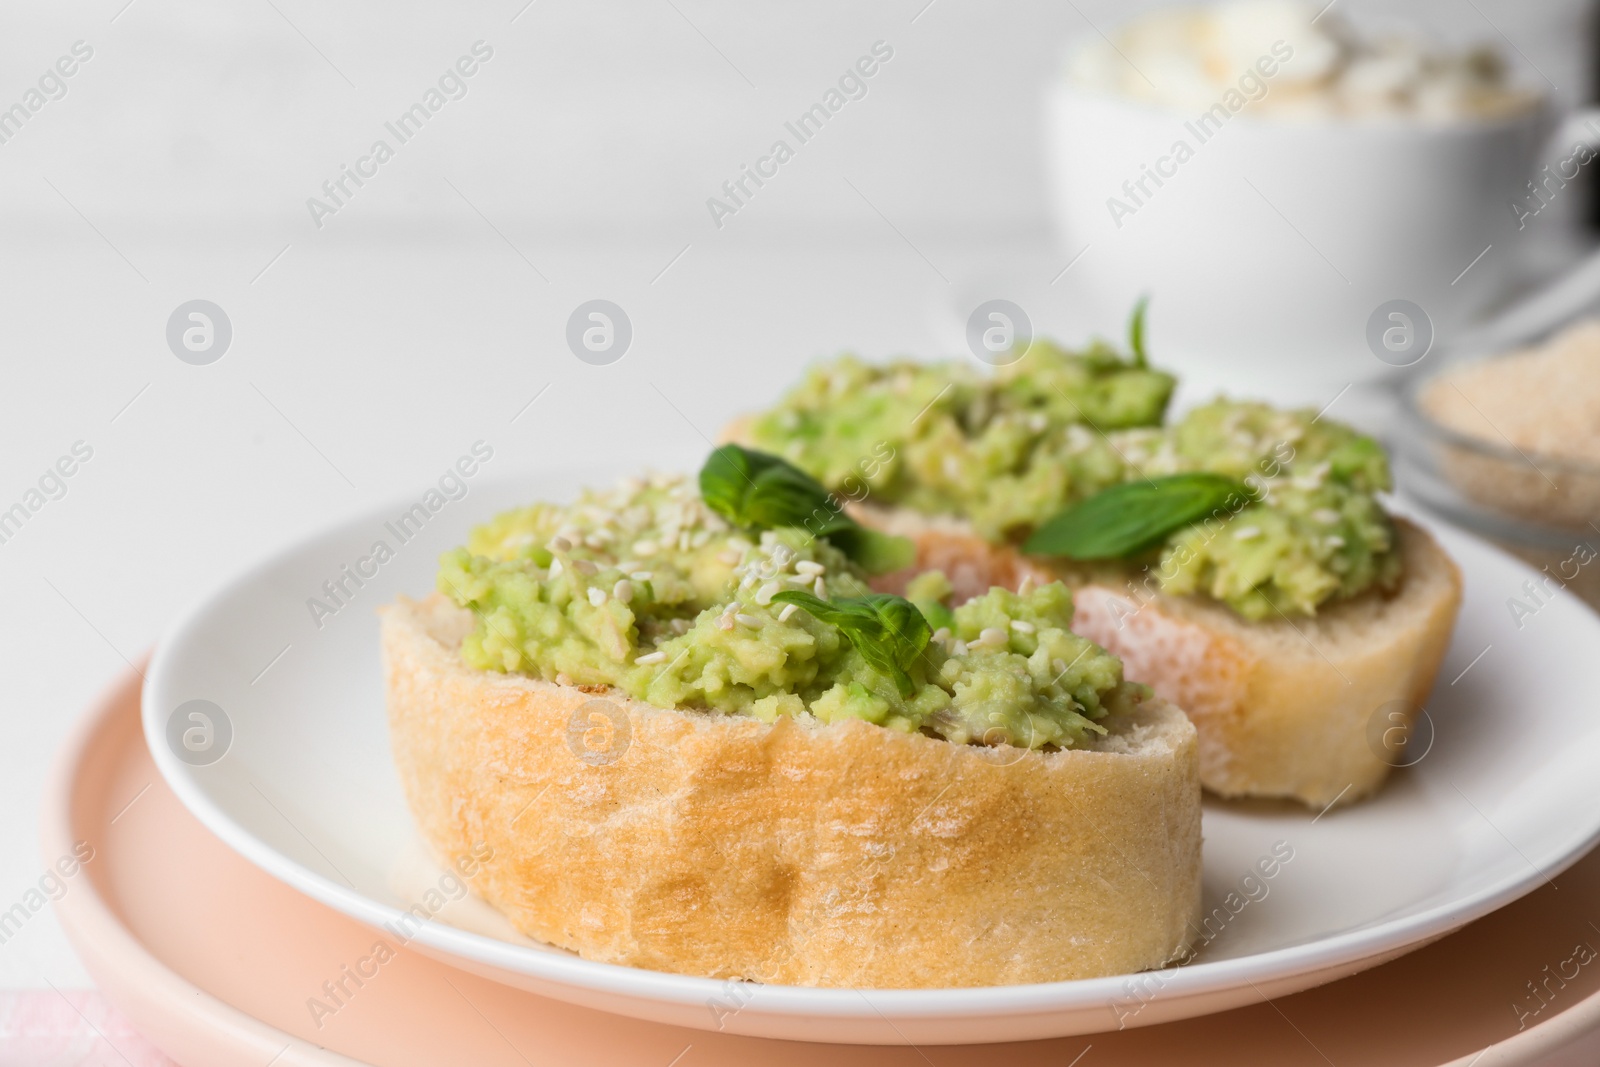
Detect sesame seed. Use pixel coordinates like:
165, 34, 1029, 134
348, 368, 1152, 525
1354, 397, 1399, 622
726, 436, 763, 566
931, 627, 951, 643
630, 571, 652, 582
813, 577, 826, 598
547, 536, 572, 553
755, 580, 781, 605
548, 558, 563, 578
951, 640, 969, 656
717, 613, 735, 631
718, 549, 742, 566
1233, 525, 1262, 541
613, 580, 634, 603
670, 618, 691, 634
778, 603, 798, 622
1052, 658, 1067, 675
634, 650, 667, 665
555, 672, 573, 686
1010, 620, 1035, 633
978, 626, 1008, 647
795, 560, 825, 577
1017, 575, 1034, 595
634, 540, 659, 556
572, 559, 598, 576
735, 613, 762, 628
587, 587, 607, 607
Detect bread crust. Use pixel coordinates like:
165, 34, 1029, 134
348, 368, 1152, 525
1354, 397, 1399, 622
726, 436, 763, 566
868, 511, 1462, 808
381, 593, 1202, 987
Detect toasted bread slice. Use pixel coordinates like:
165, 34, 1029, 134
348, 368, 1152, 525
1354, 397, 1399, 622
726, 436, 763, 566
866, 510, 1462, 808
381, 592, 1202, 987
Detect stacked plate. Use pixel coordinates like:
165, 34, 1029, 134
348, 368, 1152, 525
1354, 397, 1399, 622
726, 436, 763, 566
49, 468, 1600, 1064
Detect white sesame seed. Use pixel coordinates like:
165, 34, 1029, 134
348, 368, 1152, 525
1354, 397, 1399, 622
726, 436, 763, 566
634, 540, 659, 556
813, 577, 826, 598
795, 560, 825, 577
1233, 525, 1262, 541
1017, 575, 1034, 595
931, 627, 951, 643
630, 571, 652, 582
735, 613, 762, 628
587, 587, 607, 607
670, 618, 691, 634
739, 574, 757, 592
755, 580, 781, 605
555, 672, 573, 686
778, 603, 798, 622
1052, 658, 1067, 675
718, 549, 742, 566
548, 558, 563, 578
717, 613, 735, 631
978, 626, 1008, 647
613, 580, 634, 603
1010, 620, 1035, 634
572, 559, 598, 576
951, 640, 969, 656
634, 650, 667, 665
547, 536, 571, 553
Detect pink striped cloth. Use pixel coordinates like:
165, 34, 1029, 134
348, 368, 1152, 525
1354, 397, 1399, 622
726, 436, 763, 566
0, 991, 175, 1066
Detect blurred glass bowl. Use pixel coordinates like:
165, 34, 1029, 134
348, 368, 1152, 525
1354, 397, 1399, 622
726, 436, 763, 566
1395, 369, 1600, 547
1393, 353, 1600, 610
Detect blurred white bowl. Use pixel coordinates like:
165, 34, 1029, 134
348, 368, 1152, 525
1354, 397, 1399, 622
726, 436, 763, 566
1042, 79, 1577, 396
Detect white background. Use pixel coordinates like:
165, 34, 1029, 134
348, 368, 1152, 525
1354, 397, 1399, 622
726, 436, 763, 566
0, 1, 1596, 1056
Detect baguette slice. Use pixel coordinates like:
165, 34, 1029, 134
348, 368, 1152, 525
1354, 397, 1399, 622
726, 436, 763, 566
381, 592, 1202, 988
867, 509, 1462, 808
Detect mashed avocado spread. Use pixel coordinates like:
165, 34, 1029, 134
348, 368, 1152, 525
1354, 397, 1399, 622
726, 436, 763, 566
438, 473, 1142, 749
745, 338, 1400, 619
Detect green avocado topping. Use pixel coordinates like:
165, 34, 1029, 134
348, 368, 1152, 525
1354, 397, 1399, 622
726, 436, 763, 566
743, 323, 1399, 619
437, 472, 1141, 749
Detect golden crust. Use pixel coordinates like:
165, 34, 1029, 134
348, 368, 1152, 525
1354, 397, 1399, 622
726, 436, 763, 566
381, 593, 1202, 987
870, 514, 1462, 808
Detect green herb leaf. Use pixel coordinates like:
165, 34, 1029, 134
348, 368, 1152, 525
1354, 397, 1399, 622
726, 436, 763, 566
1128, 296, 1149, 369
770, 590, 931, 698
699, 444, 913, 574
1024, 473, 1251, 560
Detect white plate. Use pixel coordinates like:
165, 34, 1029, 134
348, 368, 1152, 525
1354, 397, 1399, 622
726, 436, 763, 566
143, 466, 1600, 1045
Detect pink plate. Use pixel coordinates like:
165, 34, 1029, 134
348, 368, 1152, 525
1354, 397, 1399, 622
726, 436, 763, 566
45, 665, 1600, 1066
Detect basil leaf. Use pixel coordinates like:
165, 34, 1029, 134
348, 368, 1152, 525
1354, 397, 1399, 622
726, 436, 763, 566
699, 445, 913, 574
1128, 296, 1149, 369
770, 590, 931, 698
1024, 473, 1251, 560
